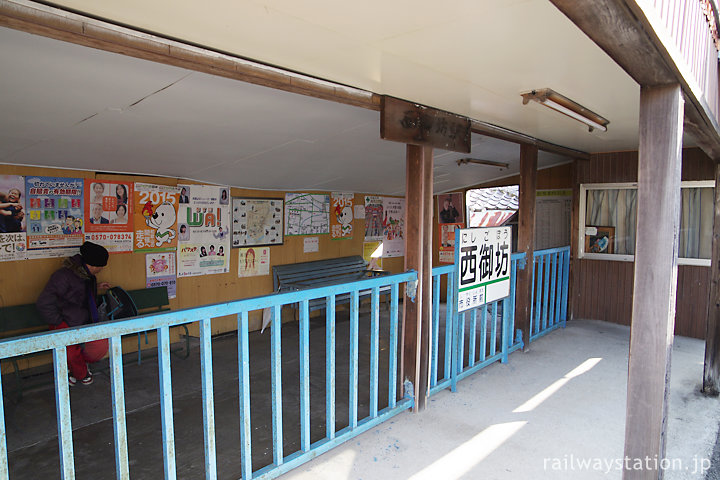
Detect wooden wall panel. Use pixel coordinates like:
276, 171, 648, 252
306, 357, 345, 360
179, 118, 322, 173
1, 164, 406, 348
572, 147, 713, 339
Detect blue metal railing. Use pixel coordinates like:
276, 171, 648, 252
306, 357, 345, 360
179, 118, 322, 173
0, 271, 417, 480
529, 246, 571, 342
429, 252, 526, 396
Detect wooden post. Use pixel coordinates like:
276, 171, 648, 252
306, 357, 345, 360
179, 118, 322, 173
703, 161, 720, 396
401, 144, 432, 411
623, 84, 683, 480
515, 144, 538, 349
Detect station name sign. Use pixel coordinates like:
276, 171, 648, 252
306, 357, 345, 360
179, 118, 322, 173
456, 226, 512, 312
380, 96, 471, 153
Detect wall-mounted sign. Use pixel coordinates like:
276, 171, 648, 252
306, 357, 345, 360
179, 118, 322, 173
456, 227, 512, 312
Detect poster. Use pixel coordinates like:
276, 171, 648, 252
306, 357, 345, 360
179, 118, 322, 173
456, 227, 511, 312
364, 195, 383, 241
438, 192, 464, 224
363, 241, 383, 270
285, 193, 329, 236
25, 176, 84, 256
145, 252, 177, 299
439, 223, 463, 264
535, 189, 572, 250
84, 180, 134, 252
304, 236, 319, 253
0, 175, 27, 261
238, 247, 270, 277
382, 197, 405, 258
232, 197, 283, 247
330, 192, 354, 240
133, 183, 180, 252
177, 184, 230, 277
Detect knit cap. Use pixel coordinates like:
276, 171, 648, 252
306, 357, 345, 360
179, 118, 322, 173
80, 241, 109, 267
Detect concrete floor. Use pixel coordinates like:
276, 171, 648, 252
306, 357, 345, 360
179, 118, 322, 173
4, 317, 720, 479
282, 320, 720, 480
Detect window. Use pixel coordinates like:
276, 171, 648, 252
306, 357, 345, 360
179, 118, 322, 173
579, 181, 714, 266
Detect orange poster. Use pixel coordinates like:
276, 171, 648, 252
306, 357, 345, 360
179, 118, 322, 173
133, 183, 180, 252
83, 180, 134, 252
330, 192, 354, 240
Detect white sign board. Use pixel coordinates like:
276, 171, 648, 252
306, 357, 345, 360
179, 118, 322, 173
456, 226, 512, 312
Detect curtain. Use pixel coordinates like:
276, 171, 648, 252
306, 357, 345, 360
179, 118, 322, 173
586, 186, 710, 259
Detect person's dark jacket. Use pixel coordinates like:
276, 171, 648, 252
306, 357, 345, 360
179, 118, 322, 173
36, 254, 98, 327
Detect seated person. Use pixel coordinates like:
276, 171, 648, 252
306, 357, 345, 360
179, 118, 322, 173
36, 242, 112, 386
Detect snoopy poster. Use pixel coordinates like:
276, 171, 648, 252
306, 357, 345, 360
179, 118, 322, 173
177, 184, 231, 278
133, 183, 180, 253
330, 192, 354, 240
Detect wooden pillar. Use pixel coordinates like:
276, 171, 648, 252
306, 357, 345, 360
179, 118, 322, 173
703, 161, 720, 396
401, 144, 433, 411
623, 84, 683, 480
515, 144, 538, 349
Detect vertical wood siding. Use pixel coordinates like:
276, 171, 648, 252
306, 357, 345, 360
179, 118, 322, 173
572, 148, 713, 338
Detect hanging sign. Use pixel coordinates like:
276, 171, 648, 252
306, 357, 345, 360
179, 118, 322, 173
456, 227, 512, 312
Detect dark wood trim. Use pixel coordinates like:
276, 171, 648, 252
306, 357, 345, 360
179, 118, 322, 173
623, 84, 683, 479
703, 161, 720, 395
515, 144, 538, 349
550, 0, 720, 160
0, 0, 382, 111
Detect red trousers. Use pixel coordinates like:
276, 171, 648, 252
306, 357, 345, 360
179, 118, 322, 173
50, 322, 108, 379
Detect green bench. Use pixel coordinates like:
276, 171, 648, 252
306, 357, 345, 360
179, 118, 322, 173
0, 286, 187, 399
272, 255, 391, 314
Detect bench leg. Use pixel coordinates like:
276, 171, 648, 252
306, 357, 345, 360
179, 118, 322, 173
170, 325, 191, 360
8, 358, 23, 402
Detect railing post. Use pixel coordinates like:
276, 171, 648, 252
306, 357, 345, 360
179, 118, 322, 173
238, 311, 252, 480
53, 347, 75, 480
271, 304, 283, 465
157, 325, 177, 480
199, 318, 217, 480
109, 335, 130, 480
501, 297, 510, 363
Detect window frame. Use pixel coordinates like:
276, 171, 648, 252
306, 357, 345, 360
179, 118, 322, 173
578, 181, 714, 266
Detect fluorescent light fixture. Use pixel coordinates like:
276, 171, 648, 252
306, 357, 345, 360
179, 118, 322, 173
521, 88, 609, 132
456, 158, 509, 169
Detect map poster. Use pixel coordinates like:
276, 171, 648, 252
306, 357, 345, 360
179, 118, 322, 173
0, 175, 27, 262
364, 195, 383, 241
439, 223, 463, 264
177, 184, 230, 277
382, 197, 405, 258
232, 197, 283, 247
145, 252, 177, 299
133, 183, 180, 253
238, 246, 270, 277
285, 193, 330, 236
84, 180, 134, 253
25, 176, 84, 255
330, 192, 354, 240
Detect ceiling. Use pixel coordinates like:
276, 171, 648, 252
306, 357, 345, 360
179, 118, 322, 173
0, 0, 644, 195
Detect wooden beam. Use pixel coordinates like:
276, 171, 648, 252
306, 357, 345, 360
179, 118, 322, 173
401, 144, 432, 411
550, 0, 720, 160
623, 84, 683, 480
515, 144, 538, 349
703, 161, 720, 395
470, 121, 591, 161
0, 0, 381, 111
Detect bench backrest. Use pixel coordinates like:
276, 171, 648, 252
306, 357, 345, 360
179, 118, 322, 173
0, 303, 47, 336
127, 286, 170, 314
273, 255, 369, 291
